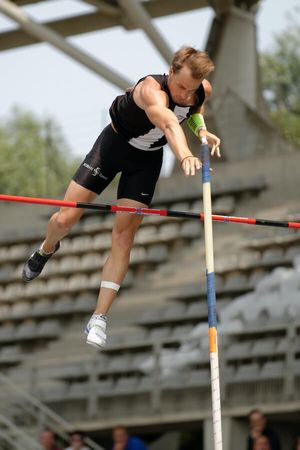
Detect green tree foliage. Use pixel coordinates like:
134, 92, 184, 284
260, 9, 300, 148
0, 107, 79, 196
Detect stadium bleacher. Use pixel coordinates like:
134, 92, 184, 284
1, 167, 300, 449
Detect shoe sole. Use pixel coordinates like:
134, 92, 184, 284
86, 338, 105, 349
22, 271, 40, 282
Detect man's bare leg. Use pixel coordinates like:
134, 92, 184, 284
86, 198, 145, 348
42, 181, 98, 253
23, 181, 97, 281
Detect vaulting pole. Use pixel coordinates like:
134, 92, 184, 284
200, 139, 222, 450
1, 194, 300, 229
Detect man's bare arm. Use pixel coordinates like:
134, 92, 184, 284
134, 77, 201, 176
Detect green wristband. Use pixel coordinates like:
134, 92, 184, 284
187, 113, 207, 137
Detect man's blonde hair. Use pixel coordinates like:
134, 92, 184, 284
172, 47, 215, 79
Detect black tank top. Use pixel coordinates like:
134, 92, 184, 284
109, 74, 205, 151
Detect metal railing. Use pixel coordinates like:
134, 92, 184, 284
0, 372, 105, 450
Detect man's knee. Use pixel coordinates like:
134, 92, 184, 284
54, 210, 79, 234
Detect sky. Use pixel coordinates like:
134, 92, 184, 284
0, 0, 299, 166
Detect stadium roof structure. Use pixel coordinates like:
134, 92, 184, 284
0, 0, 260, 89
2, 0, 279, 162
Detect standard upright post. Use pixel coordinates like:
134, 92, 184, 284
200, 141, 223, 450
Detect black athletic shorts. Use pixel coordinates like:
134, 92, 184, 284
73, 124, 163, 205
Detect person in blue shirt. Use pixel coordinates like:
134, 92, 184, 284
112, 426, 147, 450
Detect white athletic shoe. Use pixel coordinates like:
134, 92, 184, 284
86, 315, 107, 349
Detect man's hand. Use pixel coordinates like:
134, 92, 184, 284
181, 156, 202, 176
205, 131, 221, 157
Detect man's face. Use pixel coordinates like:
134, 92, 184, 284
249, 412, 266, 433
113, 427, 129, 446
70, 433, 84, 449
168, 64, 202, 106
41, 431, 55, 449
253, 436, 271, 450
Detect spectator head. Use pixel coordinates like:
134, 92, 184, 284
248, 409, 266, 434
68, 430, 85, 450
293, 436, 300, 450
253, 435, 271, 450
40, 429, 57, 450
112, 426, 129, 447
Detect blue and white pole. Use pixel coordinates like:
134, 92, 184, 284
200, 138, 223, 450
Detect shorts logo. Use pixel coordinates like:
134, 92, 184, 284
83, 163, 108, 180
141, 192, 149, 196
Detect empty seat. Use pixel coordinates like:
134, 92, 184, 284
97, 379, 114, 396
68, 382, 89, 399
191, 200, 203, 211
32, 299, 52, 316
136, 375, 153, 392
131, 352, 151, 370
52, 296, 74, 314
0, 246, 9, 261
185, 302, 207, 319
68, 274, 89, 291
11, 301, 30, 318
89, 272, 101, 289
225, 341, 252, 359
37, 319, 60, 337
135, 226, 157, 244
158, 223, 179, 240
0, 264, 14, 281
0, 304, 10, 319
114, 376, 139, 394
0, 345, 20, 360
0, 324, 15, 342
130, 247, 147, 264
74, 294, 96, 312
261, 247, 285, 263
276, 337, 289, 353
46, 277, 68, 295
260, 360, 284, 379
106, 334, 123, 348
39, 381, 67, 401
285, 244, 300, 260
224, 272, 248, 290
251, 338, 277, 356
148, 326, 171, 342
171, 324, 194, 340
70, 236, 92, 253
123, 328, 148, 345
234, 363, 260, 382
163, 302, 186, 320
58, 256, 81, 273
186, 369, 210, 387
213, 195, 235, 214
107, 354, 132, 373
248, 268, 268, 287
139, 308, 165, 325
161, 372, 187, 389
180, 221, 201, 239
25, 279, 47, 297
7, 244, 28, 260
16, 321, 36, 339
4, 283, 24, 301
92, 232, 111, 250
147, 244, 168, 262
81, 253, 103, 269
